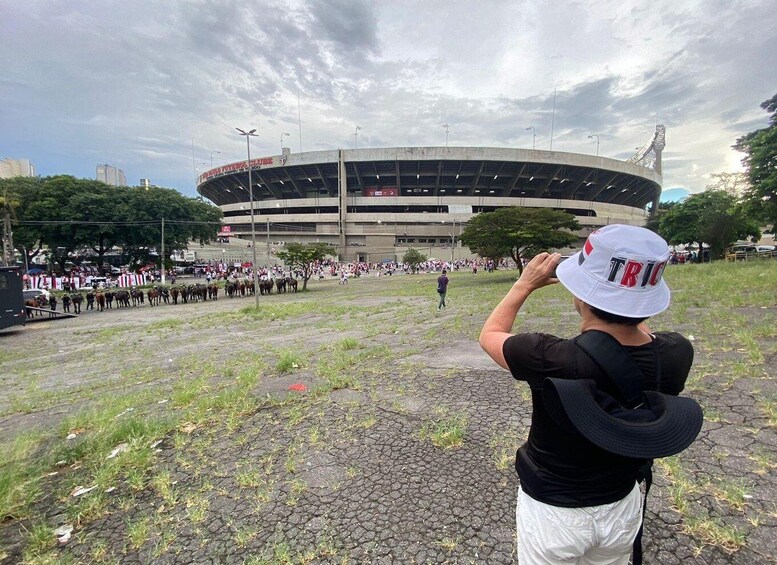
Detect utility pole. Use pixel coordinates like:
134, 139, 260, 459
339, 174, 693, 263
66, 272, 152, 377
450, 217, 455, 266
2, 210, 13, 266
161, 218, 165, 285
266, 218, 270, 266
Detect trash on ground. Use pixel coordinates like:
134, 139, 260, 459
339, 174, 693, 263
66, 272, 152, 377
70, 485, 98, 497
106, 443, 129, 459
289, 383, 307, 392
54, 524, 73, 544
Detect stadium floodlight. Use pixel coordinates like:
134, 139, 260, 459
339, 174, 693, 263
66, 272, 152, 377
525, 126, 536, 150
354, 126, 362, 149
235, 127, 260, 309
443, 123, 450, 147
588, 134, 600, 156
210, 150, 221, 168
281, 132, 290, 154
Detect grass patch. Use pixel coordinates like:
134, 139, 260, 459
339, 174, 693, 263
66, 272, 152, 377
146, 318, 184, 331
276, 350, 305, 373
420, 413, 467, 449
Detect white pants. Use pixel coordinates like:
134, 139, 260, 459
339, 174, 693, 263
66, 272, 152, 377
516, 483, 643, 565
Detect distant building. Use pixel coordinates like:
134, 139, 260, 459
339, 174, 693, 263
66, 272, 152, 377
96, 164, 127, 187
140, 178, 151, 189
0, 158, 35, 179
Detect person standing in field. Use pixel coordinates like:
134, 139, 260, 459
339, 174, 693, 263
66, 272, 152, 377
479, 225, 701, 565
437, 269, 449, 310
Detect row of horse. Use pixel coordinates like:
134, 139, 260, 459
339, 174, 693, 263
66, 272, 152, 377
24, 277, 300, 317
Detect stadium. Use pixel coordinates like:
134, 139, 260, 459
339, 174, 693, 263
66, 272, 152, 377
197, 127, 666, 263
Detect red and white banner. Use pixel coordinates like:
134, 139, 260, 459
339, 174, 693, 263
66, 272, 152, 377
28, 275, 82, 290
27, 274, 148, 290
117, 274, 148, 287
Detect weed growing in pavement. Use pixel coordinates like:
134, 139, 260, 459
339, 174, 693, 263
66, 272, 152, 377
146, 318, 183, 331
420, 412, 467, 449
126, 515, 151, 550
757, 397, 777, 426
276, 349, 305, 373
489, 430, 522, 471
749, 448, 777, 474
339, 337, 360, 350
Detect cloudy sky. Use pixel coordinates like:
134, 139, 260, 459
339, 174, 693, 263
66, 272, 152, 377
1, 0, 775, 198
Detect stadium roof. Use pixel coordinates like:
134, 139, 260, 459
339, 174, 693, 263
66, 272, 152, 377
198, 146, 662, 211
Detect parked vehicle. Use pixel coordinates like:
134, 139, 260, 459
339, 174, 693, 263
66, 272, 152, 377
725, 244, 758, 261
1, 267, 26, 330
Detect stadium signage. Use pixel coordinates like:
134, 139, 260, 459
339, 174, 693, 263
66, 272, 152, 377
363, 187, 398, 197
198, 157, 275, 183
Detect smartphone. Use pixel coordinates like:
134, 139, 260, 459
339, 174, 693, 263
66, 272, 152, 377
552, 256, 571, 277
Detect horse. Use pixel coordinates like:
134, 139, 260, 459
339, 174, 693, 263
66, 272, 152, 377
147, 288, 160, 306
105, 290, 114, 309
286, 277, 298, 293
276, 278, 287, 293
95, 293, 106, 312
260, 279, 274, 295
70, 293, 83, 314
115, 290, 130, 308
49, 296, 58, 317
85, 291, 95, 310
130, 288, 143, 307
171, 286, 180, 305
61, 294, 71, 313
208, 284, 218, 300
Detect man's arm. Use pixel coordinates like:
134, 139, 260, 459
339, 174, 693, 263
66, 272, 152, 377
479, 253, 560, 370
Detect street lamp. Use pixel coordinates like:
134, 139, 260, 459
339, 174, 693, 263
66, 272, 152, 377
210, 150, 221, 169
525, 126, 536, 150
235, 127, 260, 309
280, 132, 290, 154
442, 123, 450, 147
354, 126, 362, 149
588, 134, 600, 156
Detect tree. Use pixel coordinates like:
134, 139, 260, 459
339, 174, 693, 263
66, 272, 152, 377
734, 93, 777, 231
5, 176, 223, 271
459, 207, 579, 273
402, 247, 426, 274
275, 242, 333, 290
119, 186, 222, 267
658, 190, 760, 260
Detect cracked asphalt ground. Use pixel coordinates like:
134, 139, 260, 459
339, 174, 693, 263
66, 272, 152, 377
1, 262, 775, 564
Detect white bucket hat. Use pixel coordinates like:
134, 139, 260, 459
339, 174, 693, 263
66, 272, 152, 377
555, 224, 671, 318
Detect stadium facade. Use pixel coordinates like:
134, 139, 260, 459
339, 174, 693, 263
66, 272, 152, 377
197, 127, 665, 262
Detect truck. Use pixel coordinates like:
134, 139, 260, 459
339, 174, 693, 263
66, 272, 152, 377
0, 266, 26, 331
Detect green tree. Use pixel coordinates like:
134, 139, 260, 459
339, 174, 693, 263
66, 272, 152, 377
5, 176, 222, 272
402, 247, 426, 274
734, 93, 777, 231
658, 190, 760, 260
119, 186, 222, 267
275, 242, 333, 290
459, 207, 579, 273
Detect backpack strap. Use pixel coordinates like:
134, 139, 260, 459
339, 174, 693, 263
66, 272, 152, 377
574, 330, 659, 565
574, 330, 647, 408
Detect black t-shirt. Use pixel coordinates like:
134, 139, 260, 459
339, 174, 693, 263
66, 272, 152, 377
502, 331, 693, 507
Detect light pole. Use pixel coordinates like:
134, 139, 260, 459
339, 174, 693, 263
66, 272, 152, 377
210, 150, 221, 169
280, 132, 290, 154
443, 123, 450, 147
354, 126, 362, 149
588, 134, 600, 156
236, 127, 260, 309
525, 126, 536, 150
